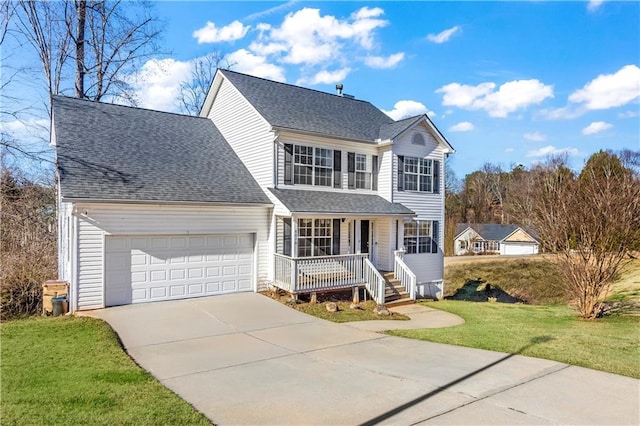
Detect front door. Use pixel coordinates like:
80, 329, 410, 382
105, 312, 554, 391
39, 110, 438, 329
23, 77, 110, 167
360, 220, 370, 254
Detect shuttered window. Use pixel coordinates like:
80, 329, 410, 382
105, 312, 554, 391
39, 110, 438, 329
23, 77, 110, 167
397, 156, 441, 194
403, 220, 439, 254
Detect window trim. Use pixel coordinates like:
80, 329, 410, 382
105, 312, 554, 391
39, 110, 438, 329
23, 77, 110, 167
292, 144, 334, 187
297, 218, 336, 257
403, 220, 439, 254
397, 155, 440, 194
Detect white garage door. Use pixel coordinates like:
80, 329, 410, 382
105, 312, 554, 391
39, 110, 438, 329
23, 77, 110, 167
105, 234, 253, 306
502, 243, 538, 255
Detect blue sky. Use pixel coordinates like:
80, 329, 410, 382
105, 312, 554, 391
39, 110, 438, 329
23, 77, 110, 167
5, 1, 640, 179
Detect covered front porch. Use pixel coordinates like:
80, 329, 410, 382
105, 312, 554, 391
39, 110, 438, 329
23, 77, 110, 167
268, 188, 418, 305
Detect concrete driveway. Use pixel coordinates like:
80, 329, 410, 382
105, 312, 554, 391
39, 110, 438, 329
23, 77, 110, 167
93, 293, 639, 425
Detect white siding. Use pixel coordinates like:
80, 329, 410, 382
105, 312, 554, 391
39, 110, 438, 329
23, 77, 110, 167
392, 123, 446, 284
57, 201, 74, 284
74, 203, 270, 310
374, 218, 393, 271
377, 147, 393, 201
208, 78, 274, 188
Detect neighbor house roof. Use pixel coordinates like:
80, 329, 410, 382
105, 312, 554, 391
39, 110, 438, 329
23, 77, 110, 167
269, 188, 415, 216
53, 96, 271, 205
218, 69, 395, 142
455, 223, 539, 242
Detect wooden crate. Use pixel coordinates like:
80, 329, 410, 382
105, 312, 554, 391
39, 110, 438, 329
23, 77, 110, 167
42, 280, 69, 315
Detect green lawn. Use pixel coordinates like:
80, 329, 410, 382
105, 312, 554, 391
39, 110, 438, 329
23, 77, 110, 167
1, 316, 210, 425
389, 300, 640, 379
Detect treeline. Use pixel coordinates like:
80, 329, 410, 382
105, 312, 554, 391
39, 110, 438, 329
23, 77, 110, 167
443, 149, 640, 257
0, 169, 57, 319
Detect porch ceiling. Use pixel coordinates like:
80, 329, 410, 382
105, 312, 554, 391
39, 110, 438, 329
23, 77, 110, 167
268, 188, 414, 216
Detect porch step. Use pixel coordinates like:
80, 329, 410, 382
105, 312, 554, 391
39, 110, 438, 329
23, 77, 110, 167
379, 270, 415, 306
385, 297, 415, 308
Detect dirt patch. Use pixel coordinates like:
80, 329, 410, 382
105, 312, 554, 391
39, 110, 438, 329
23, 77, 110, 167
261, 288, 409, 323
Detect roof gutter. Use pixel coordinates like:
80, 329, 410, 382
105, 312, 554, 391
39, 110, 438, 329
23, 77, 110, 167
60, 197, 273, 207
271, 126, 379, 145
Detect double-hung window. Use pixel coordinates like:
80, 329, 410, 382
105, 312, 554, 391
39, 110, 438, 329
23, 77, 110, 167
290, 145, 333, 187
403, 220, 439, 254
355, 153, 372, 190
398, 156, 440, 193
297, 218, 336, 257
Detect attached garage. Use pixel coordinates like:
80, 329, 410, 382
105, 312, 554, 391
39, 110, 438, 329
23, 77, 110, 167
500, 242, 539, 256
105, 234, 254, 307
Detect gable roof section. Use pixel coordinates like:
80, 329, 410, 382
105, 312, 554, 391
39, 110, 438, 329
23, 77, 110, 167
217, 69, 395, 142
378, 115, 423, 141
269, 188, 414, 215
53, 96, 271, 205
455, 223, 539, 243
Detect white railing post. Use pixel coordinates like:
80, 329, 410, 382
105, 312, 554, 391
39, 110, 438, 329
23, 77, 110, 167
393, 250, 416, 301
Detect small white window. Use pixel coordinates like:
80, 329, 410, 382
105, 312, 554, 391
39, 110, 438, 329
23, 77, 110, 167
412, 133, 426, 146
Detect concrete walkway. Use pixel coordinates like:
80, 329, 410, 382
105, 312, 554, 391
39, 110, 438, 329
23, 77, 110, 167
344, 303, 465, 332
91, 293, 640, 425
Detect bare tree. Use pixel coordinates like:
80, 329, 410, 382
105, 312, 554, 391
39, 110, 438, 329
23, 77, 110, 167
179, 51, 229, 116
13, 0, 163, 101
518, 152, 640, 319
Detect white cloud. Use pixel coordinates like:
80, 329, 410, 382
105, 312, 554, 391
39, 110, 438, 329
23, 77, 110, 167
449, 121, 474, 132
127, 58, 192, 111
437, 79, 553, 118
383, 100, 434, 120
523, 131, 546, 142
297, 68, 351, 85
569, 65, 640, 110
505, 147, 515, 153
1, 117, 49, 141
427, 25, 460, 44
226, 49, 286, 82
250, 7, 388, 66
243, 1, 299, 22
582, 121, 612, 135
193, 20, 250, 43
364, 52, 405, 69
618, 110, 639, 119
526, 145, 579, 158
587, 1, 605, 12
537, 106, 583, 120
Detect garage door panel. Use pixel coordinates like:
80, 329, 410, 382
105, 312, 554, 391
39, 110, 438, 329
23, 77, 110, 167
105, 234, 253, 306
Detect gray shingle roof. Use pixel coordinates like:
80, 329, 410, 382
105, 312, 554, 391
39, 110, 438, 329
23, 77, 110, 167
378, 115, 423, 140
269, 188, 414, 215
53, 96, 271, 205
220, 70, 394, 142
455, 223, 538, 242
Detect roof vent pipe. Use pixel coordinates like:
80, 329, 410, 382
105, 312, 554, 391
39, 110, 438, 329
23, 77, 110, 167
336, 83, 343, 96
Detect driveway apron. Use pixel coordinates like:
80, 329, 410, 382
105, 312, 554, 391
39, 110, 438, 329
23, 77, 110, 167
92, 293, 640, 425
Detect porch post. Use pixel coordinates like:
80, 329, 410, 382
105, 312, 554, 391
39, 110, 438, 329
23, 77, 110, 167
291, 216, 297, 258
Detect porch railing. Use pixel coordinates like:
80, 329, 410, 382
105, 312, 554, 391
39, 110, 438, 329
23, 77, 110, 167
393, 250, 416, 301
274, 253, 368, 294
363, 258, 386, 305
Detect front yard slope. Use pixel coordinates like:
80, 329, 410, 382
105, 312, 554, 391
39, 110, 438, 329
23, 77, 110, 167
0, 316, 210, 425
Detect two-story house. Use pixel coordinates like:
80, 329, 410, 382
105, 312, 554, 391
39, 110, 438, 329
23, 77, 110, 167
53, 69, 454, 312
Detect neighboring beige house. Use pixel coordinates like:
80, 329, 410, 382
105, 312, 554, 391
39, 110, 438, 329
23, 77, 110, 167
454, 223, 539, 256
53, 69, 455, 312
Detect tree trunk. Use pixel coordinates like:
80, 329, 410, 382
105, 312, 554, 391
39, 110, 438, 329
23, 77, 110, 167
74, 0, 86, 98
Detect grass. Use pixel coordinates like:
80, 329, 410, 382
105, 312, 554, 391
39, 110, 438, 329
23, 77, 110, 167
263, 290, 409, 323
0, 316, 210, 426
389, 300, 640, 378
444, 257, 566, 305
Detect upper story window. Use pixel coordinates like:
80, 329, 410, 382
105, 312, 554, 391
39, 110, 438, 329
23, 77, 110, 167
397, 156, 440, 194
412, 133, 426, 146
285, 143, 378, 191
355, 153, 372, 190
292, 145, 333, 187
